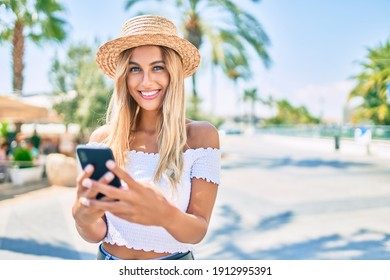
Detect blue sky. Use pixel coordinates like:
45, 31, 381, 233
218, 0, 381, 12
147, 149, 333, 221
1, 0, 389, 122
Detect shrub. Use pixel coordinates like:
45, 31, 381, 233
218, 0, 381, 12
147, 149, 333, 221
12, 147, 34, 168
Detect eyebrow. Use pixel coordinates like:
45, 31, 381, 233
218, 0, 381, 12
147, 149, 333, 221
128, 60, 165, 65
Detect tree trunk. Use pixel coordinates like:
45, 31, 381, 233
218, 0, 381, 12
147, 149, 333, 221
185, 15, 202, 115
12, 20, 25, 94
251, 101, 255, 124
192, 73, 198, 98
191, 73, 199, 117
210, 65, 217, 113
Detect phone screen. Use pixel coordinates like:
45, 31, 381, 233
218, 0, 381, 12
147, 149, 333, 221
76, 145, 121, 199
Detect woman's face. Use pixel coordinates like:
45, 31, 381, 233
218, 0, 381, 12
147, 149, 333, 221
126, 45, 170, 112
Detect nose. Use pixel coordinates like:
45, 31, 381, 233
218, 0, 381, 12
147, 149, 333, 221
141, 70, 153, 86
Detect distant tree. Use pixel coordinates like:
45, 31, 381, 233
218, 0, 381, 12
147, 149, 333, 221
265, 99, 320, 125
75, 57, 112, 131
0, 0, 68, 94
225, 53, 253, 116
243, 87, 261, 123
262, 95, 275, 110
348, 39, 390, 125
49, 42, 91, 126
49, 42, 113, 137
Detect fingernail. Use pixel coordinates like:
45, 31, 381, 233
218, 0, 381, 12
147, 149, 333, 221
80, 197, 90, 206
105, 172, 114, 181
85, 164, 93, 173
106, 160, 115, 169
120, 181, 129, 190
82, 178, 92, 188
119, 185, 126, 190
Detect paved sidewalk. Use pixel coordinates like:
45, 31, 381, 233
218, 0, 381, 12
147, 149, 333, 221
0, 185, 97, 260
0, 179, 50, 201
199, 134, 390, 259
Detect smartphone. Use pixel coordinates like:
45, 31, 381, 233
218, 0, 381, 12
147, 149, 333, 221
76, 145, 121, 199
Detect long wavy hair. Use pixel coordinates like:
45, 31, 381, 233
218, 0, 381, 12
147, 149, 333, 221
103, 46, 187, 188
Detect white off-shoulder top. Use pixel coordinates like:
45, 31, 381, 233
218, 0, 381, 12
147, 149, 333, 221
87, 142, 221, 253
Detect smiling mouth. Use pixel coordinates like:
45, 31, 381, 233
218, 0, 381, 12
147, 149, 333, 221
139, 89, 160, 99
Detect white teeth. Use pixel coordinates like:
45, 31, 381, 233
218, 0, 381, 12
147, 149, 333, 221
140, 90, 159, 96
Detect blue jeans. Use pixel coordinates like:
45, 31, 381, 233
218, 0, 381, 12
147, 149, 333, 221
97, 243, 194, 260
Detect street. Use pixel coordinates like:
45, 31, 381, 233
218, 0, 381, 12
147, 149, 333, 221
1, 134, 390, 259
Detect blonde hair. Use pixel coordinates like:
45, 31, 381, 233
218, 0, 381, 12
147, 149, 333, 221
104, 46, 187, 188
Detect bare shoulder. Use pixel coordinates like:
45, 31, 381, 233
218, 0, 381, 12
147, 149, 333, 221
89, 125, 109, 143
186, 120, 220, 150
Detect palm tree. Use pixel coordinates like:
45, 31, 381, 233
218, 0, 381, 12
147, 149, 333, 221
124, 0, 271, 114
0, 0, 67, 94
265, 99, 319, 125
243, 87, 261, 124
348, 39, 390, 125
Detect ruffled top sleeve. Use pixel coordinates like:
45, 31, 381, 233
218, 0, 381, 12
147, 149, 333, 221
189, 148, 221, 185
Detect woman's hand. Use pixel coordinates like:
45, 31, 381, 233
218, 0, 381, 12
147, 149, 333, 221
72, 164, 114, 227
72, 164, 118, 243
78, 160, 175, 227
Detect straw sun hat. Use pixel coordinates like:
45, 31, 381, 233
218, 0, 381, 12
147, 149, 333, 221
96, 15, 201, 79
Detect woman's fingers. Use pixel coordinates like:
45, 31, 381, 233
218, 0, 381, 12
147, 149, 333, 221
105, 160, 137, 187
77, 164, 94, 184
82, 170, 119, 200
82, 176, 125, 201
76, 164, 94, 196
79, 179, 126, 211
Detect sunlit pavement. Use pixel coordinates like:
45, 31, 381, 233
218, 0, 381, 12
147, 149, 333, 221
1, 134, 390, 260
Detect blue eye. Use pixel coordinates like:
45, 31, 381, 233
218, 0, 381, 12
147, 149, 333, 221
129, 67, 140, 72
153, 65, 164, 71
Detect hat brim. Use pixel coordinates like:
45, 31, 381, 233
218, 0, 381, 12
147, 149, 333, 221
96, 34, 200, 79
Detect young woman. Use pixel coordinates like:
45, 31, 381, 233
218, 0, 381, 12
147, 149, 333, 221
72, 15, 221, 260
